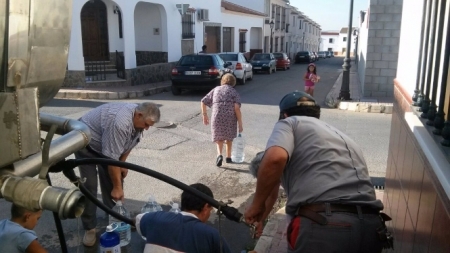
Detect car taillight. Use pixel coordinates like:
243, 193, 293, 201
208, 66, 219, 75
171, 68, 178, 75
235, 63, 243, 70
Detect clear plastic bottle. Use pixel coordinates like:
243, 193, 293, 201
169, 202, 181, 214
100, 224, 121, 253
140, 196, 162, 240
109, 201, 131, 247
231, 133, 245, 163
141, 196, 163, 213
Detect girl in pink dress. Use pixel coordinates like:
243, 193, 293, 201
303, 63, 320, 96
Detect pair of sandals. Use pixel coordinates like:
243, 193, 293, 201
216, 155, 232, 167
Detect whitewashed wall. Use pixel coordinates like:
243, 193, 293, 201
320, 34, 340, 52
396, 0, 425, 96
222, 11, 265, 52
107, 2, 124, 54
357, 14, 369, 91
134, 3, 162, 51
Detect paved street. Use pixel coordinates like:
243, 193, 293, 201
0, 57, 392, 252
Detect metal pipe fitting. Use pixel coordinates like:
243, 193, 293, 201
0, 176, 85, 219
9, 113, 91, 178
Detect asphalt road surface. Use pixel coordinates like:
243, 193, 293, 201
0, 57, 392, 252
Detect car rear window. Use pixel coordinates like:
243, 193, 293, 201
220, 54, 238, 61
179, 55, 213, 66
297, 52, 309, 56
273, 53, 283, 59
252, 54, 270, 60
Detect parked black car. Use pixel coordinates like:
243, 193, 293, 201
250, 53, 277, 74
295, 51, 313, 63
171, 54, 232, 95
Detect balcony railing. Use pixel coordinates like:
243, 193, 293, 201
411, 0, 450, 149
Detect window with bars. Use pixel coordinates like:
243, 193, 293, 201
239, 32, 246, 52
182, 13, 195, 39
275, 6, 280, 30
275, 37, 279, 52
117, 10, 123, 38
272, 4, 275, 19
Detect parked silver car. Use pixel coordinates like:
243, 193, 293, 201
318, 51, 327, 59
219, 52, 253, 84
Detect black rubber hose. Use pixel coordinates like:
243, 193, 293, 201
46, 175, 68, 253
62, 158, 244, 223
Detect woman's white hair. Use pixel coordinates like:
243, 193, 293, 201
249, 151, 265, 178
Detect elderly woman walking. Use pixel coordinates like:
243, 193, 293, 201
201, 73, 243, 166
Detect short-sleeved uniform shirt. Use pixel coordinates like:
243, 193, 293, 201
266, 116, 383, 216
135, 211, 231, 253
0, 219, 37, 253
80, 103, 141, 160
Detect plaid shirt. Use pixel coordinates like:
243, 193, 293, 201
80, 103, 141, 160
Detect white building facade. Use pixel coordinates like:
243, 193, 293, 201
64, 0, 320, 88
320, 31, 340, 53
64, 0, 266, 87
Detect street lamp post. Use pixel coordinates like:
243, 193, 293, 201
339, 0, 354, 101
353, 29, 359, 66
270, 20, 274, 53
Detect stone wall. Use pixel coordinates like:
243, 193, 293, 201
363, 0, 403, 97
62, 62, 176, 88
62, 70, 86, 88
136, 51, 168, 66
125, 62, 177, 86
182, 40, 195, 55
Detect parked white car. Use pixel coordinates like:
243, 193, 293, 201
219, 52, 253, 85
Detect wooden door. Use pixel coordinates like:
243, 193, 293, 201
81, 0, 109, 61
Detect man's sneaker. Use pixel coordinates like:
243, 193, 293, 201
83, 228, 96, 247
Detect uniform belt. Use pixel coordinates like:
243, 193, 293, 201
295, 203, 380, 225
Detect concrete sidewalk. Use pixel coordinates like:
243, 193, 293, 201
325, 68, 394, 114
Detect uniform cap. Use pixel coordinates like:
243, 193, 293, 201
279, 91, 316, 111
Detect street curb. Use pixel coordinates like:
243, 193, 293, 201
55, 84, 171, 100
337, 101, 394, 114
324, 72, 393, 114
253, 207, 287, 253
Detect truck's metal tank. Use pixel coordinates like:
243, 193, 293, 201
1, 0, 72, 106
0, 0, 72, 168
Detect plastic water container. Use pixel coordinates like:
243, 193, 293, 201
231, 133, 245, 163
141, 196, 163, 213
109, 201, 131, 247
100, 224, 121, 253
140, 196, 163, 240
169, 202, 181, 214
